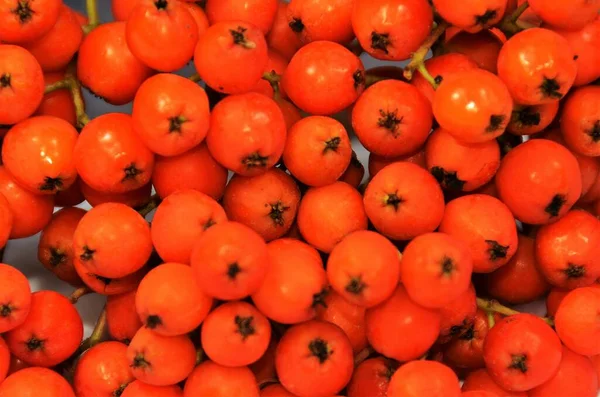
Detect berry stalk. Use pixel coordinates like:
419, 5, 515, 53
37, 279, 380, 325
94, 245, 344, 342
403, 21, 449, 87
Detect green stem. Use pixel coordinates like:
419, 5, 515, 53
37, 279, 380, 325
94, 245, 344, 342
69, 286, 92, 304
137, 195, 162, 218
404, 21, 449, 83
83, 0, 99, 34
262, 70, 281, 97
67, 76, 90, 129
189, 74, 202, 83
416, 63, 439, 90
44, 79, 70, 94
487, 311, 496, 328
499, 1, 529, 36
477, 297, 554, 327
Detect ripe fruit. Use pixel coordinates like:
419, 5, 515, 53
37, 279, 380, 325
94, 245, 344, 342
287, 0, 354, 44
0, 0, 62, 44
363, 161, 445, 241
560, 85, 600, 157
347, 357, 397, 397
36, 71, 78, 126
5, 290, 83, 367
527, 0, 600, 31
106, 289, 143, 344
483, 313, 562, 391
282, 41, 365, 115
433, 0, 506, 33
316, 291, 367, 354
2, 116, 78, 194
267, 1, 303, 60
433, 68, 513, 143
0, 194, 10, 249
351, 80, 433, 158
201, 301, 271, 367
495, 139, 582, 224
554, 17, 600, 86
507, 103, 559, 136
327, 230, 400, 308
0, 264, 31, 333
497, 28, 577, 105
462, 368, 527, 397
183, 361, 260, 397
122, 381, 183, 397
275, 320, 354, 397
136, 263, 213, 336
205, 0, 277, 35
132, 73, 210, 157
444, 29, 504, 73
387, 360, 461, 397
0, 367, 75, 397
555, 286, 600, 355
352, 0, 433, 61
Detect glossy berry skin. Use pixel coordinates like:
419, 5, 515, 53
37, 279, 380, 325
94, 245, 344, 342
433, 0, 506, 33
433, 69, 513, 143
73, 342, 134, 397
207, 93, 286, 176
0, 264, 31, 333
497, 28, 577, 105
438, 283, 477, 342
183, 361, 259, 397
275, 320, 354, 397
528, 0, 600, 31
352, 0, 433, 61
0, 336, 7, 383
401, 233, 473, 308
152, 189, 227, 264
106, 290, 142, 344
0, 367, 75, 397
5, 291, 83, 368
267, 1, 304, 60
507, 102, 559, 136
37, 207, 86, 287
73, 203, 153, 279
351, 80, 432, 158
555, 287, 600, 356
444, 29, 504, 73
327, 230, 400, 308
127, 327, 196, 386
535, 210, 600, 290
132, 73, 210, 157
363, 162, 445, 241
440, 195, 518, 273
554, 18, 600, 86
462, 369, 527, 396
79, 180, 152, 210
206, 0, 277, 35
316, 291, 367, 354
496, 139, 582, 225
201, 301, 272, 367
287, 0, 354, 44
126, 0, 198, 72
0, 194, 11, 249
122, 381, 183, 397
77, 22, 153, 106
0, 45, 45, 125
74, 113, 155, 194
347, 357, 397, 397
560, 86, 600, 157
387, 360, 461, 397
136, 263, 213, 336
2, 116, 78, 195
483, 314, 562, 392
194, 21, 268, 95
0, 0, 62, 44
74, 259, 147, 296
366, 285, 441, 362
223, 169, 300, 242
282, 41, 365, 115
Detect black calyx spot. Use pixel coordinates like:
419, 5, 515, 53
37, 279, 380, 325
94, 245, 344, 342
441, 256, 455, 276
486, 114, 506, 133
540, 77, 563, 100
545, 194, 566, 218
586, 120, 600, 143
80, 246, 95, 262
229, 26, 251, 47
203, 218, 216, 230
268, 201, 289, 226
242, 152, 269, 169
12, 1, 34, 23
574, 55, 579, 60
227, 262, 241, 280
564, 263, 586, 279
94, 274, 113, 286
168, 115, 186, 133
458, 323, 475, 340
345, 276, 366, 295
0, 74, 11, 88
512, 106, 541, 127
353, 70, 365, 90
430, 166, 466, 191
311, 288, 328, 309
288, 17, 304, 33
113, 384, 128, 397
385, 192, 404, 211
371, 31, 390, 54
39, 176, 63, 192
377, 109, 402, 136
122, 163, 143, 182
449, 325, 464, 336
434, 75, 443, 85
324, 137, 341, 153
132, 354, 150, 369
486, 240, 509, 261
26, 336, 44, 351
475, 9, 497, 27
234, 315, 255, 340
145, 315, 162, 329
154, 0, 168, 9
509, 354, 528, 373
49, 248, 66, 267
308, 338, 332, 364
0, 303, 13, 317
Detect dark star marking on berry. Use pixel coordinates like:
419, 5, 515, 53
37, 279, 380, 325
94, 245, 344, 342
203, 218, 216, 230
345, 276, 366, 295
458, 323, 475, 340
227, 262, 241, 280
434, 75, 443, 85
234, 315, 255, 340
385, 192, 404, 211
371, 31, 391, 54
12, 1, 34, 23
563, 263, 586, 279
0, 303, 13, 317
26, 336, 44, 351
486, 114, 506, 133
80, 246, 96, 262
0, 74, 10, 88
308, 338, 332, 364
441, 256, 455, 276
242, 152, 269, 169
289, 17, 304, 33
113, 384, 128, 397
540, 77, 563, 100
122, 163, 143, 182
378, 109, 402, 136
586, 120, 600, 143
168, 115, 186, 133
311, 288, 328, 309
486, 240, 509, 261
132, 354, 151, 368
509, 354, 528, 373
145, 315, 163, 329
545, 194, 566, 218
512, 106, 541, 127
154, 0, 168, 10
49, 248, 66, 267
268, 201, 289, 226
324, 137, 341, 153
39, 176, 63, 192
431, 166, 466, 191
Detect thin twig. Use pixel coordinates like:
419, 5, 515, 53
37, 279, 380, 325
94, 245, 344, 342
83, 0, 99, 34
354, 346, 374, 366
189, 74, 202, 83
499, 1, 529, 36
476, 297, 554, 326
44, 79, 71, 94
69, 286, 93, 304
67, 75, 90, 129
137, 194, 162, 218
403, 21, 449, 84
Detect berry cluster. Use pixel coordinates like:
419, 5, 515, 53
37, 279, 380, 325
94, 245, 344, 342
0, 0, 599, 396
